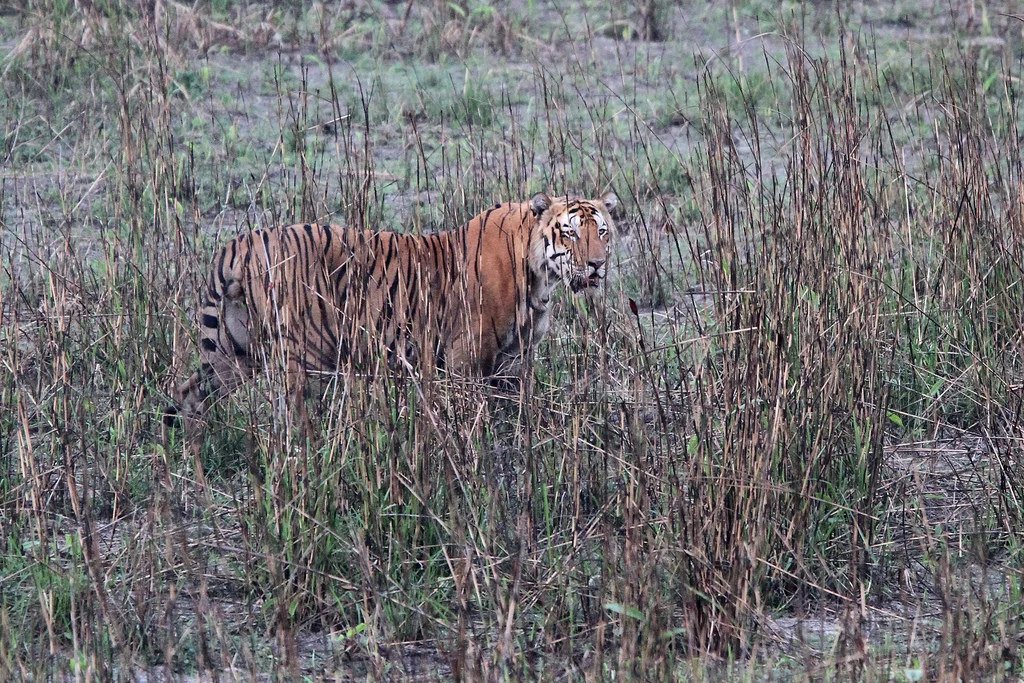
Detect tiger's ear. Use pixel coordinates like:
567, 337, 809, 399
530, 192, 551, 217
600, 191, 619, 212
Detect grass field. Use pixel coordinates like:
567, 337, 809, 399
2, 0, 1024, 680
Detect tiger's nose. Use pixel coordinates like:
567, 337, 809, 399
588, 259, 606, 271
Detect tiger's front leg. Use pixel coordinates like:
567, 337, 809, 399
284, 355, 314, 439
444, 330, 501, 377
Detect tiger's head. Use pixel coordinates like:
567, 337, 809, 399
529, 191, 619, 292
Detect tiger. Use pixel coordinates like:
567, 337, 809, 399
166, 191, 619, 433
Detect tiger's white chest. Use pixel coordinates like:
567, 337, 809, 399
493, 268, 557, 372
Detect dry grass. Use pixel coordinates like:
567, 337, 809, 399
1, 0, 1023, 680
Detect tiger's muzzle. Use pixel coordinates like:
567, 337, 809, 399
570, 258, 607, 292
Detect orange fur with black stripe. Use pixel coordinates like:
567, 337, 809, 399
167, 191, 618, 429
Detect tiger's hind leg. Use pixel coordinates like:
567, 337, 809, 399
165, 354, 253, 432
166, 291, 253, 430
165, 292, 254, 492
165, 351, 254, 492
